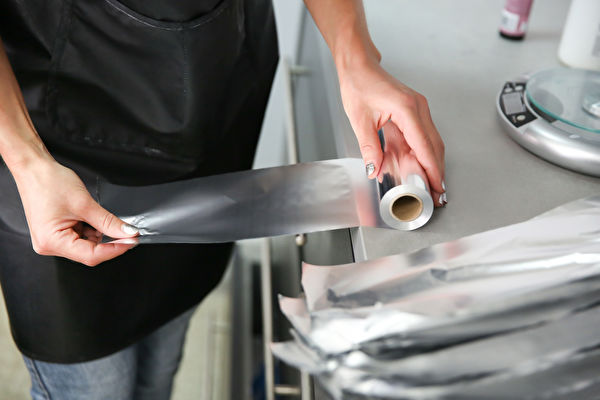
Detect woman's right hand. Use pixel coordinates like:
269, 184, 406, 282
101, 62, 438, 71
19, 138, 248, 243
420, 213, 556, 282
1, 39, 136, 265
12, 158, 138, 266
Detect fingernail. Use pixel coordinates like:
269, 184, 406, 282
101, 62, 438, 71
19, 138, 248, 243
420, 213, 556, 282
366, 162, 375, 177
438, 194, 444, 205
121, 224, 139, 236
442, 180, 446, 192
443, 193, 448, 203
118, 238, 138, 245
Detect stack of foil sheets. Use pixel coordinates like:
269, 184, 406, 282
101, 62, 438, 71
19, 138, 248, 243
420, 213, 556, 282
272, 195, 600, 399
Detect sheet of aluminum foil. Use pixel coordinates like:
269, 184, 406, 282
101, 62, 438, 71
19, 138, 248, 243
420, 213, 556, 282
99, 154, 434, 244
272, 195, 600, 399
97, 122, 434, 243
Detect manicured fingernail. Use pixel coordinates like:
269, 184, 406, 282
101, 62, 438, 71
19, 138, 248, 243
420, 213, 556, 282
121, 224, 139, 235
442, 180, 446, 192
443, 193, 448, 203
366, 162, 375, 177
119, 238, 138, 245
438, 194, 444, 205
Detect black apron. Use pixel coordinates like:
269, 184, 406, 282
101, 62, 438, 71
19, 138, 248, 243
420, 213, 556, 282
0, 0, 277, 362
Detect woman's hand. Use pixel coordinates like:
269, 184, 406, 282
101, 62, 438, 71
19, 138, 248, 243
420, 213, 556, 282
12, 158, 138, 266
0, 38, 137, 265
337, 58, 446, 201
304, 0, 446, 200
302, 0, 446, 200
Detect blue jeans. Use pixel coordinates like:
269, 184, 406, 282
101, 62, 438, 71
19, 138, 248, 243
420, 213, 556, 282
22, 307, 196, 400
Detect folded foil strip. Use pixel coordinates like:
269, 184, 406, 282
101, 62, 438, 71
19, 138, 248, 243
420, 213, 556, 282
282, 277, 600, 356
272, 195, 600, 399
275, 305, 600, 381
302, 195, 600, 313
99, 159, 433, 244
343, 347, 600, 400
275, 319, 600, 399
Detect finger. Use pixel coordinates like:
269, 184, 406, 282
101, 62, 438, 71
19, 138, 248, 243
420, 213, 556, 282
108, 237, 140, 245
432, 190, 446, 208
418, 106, 446, 202
349, 116, 384, 179
56, 230, 135, 266
418, 102, 446, 182
391, 103, 444, 193
78, 199, 138, 239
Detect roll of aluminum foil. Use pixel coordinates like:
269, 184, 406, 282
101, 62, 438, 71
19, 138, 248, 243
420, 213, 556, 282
377, 122, 434, 231
99, 128, 434, 243
272, 195, 600, 400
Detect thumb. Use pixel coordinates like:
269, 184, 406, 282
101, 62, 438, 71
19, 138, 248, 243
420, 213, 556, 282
80, 200, 138, 239
352, 119, 384, 179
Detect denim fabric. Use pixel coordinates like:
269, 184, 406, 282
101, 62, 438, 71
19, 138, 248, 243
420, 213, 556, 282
22, 307, 196, 400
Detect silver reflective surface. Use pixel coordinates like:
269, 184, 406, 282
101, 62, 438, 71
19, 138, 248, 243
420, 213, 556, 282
377, 123, 434, 231
100, 156, 433, 244
272, 195, 600, 399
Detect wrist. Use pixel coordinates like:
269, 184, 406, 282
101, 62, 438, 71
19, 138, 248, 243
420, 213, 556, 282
333, 28, 382, 81
3, 137, 55, 180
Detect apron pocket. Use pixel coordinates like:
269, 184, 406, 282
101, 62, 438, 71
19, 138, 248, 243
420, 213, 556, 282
47, 0, 245, 162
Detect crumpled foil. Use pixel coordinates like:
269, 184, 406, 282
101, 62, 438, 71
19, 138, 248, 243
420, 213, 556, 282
272, 195, 600, 399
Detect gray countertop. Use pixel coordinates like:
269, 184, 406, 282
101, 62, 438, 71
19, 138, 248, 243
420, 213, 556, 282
298, 0, 600, 264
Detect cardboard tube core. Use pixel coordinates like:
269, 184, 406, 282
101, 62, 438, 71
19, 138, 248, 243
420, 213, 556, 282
391, 194, 423, 222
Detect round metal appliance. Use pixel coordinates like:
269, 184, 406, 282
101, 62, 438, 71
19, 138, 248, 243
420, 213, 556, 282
497, 68, 600, 177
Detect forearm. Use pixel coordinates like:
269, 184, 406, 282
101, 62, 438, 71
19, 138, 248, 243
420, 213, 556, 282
304, 0, 381, 74
0, 38, 52, 173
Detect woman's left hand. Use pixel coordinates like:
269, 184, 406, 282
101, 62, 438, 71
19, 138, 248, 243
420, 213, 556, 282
337, 58, 446, 201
